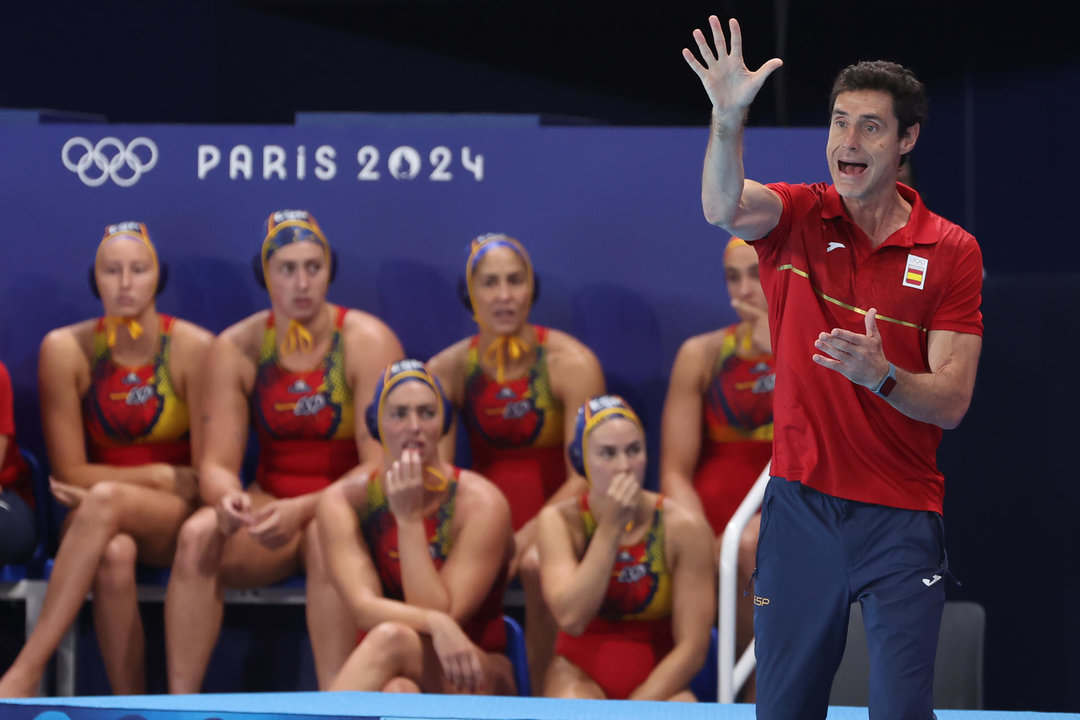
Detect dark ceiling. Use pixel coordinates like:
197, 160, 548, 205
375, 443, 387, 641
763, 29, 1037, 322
5, 0, 1076, 127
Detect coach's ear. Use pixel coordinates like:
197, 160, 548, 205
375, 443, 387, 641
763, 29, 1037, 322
900, 122, 920, 156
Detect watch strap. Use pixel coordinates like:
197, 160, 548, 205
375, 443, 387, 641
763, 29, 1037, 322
873, 362, 898, 398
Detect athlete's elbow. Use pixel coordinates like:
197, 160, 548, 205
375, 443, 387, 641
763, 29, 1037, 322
548, 601, 589, 636
554, 616, 588, 637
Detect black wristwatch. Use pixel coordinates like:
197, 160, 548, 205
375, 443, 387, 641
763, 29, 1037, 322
873, 362, 898, 398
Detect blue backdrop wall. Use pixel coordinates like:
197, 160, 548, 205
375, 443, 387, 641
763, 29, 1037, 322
0, 114, 826, 478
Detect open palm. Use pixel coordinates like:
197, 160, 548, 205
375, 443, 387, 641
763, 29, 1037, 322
682, 17, 783, 119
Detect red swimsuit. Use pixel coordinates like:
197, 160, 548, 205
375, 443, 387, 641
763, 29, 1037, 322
693, 324, 774, 534
358, 469, 507, 652
462, 326, 566, 531
554, 495, 674, 699
251, 306, 358, 497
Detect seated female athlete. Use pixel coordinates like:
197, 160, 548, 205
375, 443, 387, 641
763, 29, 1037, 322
426, 233, 604, 686
165, 210, 403, 692
0, 357, 35, 568
0, 222, 212, 696
659, 236, 774, 699
319, 359, 515, 695
538, 395, 715, 701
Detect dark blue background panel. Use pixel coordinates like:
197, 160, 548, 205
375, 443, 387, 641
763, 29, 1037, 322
0, 117, 827, 486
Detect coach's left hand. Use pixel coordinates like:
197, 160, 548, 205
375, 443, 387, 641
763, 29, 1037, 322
812, 308, 890, 389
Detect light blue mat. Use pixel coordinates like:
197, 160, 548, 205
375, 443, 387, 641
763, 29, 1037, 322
1, 692, 1077, 720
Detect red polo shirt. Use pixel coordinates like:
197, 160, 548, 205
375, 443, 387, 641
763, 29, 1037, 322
754, 182, 983, 513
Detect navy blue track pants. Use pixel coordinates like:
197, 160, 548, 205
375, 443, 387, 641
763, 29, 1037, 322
753, 477, 947, 720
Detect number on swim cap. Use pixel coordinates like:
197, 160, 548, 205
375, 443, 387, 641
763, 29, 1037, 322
390, 359, 426, 375
106, 221, 143, 235
588, 396, 623, 413
272, 209, 311, 224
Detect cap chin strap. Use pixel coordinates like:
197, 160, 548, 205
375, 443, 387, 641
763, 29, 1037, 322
281, 319, 314, 354
103, 316, 144, 348
423, 465, 449, 492
376, 465, 450, 494
481, 333, 531, 384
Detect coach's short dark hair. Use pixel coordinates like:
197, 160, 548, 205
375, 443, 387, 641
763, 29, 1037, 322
829, 61, 928, 137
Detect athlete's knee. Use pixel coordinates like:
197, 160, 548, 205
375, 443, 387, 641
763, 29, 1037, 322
518, 544, 541, 586
363, 621, 422, 664
172, 507, 221, 574
98, 533, 139, 582
381, 676, 421, 693
561, 677, 605, 700
78, 481, 128, 530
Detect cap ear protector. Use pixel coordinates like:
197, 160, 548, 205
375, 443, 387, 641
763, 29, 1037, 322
254, 209, 337, 289
456, 273, 540, 313
364, 359, 454, 442
567, 394, 643, 479
90, 221, 168, 298
252, 249, 337, 289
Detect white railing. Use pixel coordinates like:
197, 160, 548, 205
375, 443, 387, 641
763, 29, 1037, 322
717, 463, 771, 703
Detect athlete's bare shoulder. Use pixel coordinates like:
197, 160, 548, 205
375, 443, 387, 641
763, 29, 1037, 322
426, 336, 472, 407
341, 307, 402, 348
40, 319, 96, 364
215, 310, 269, 361
679, 327, 728, 358
428, 336, 470, 371
169, 317, 214, 354
456, 467, 508, 507
671, 327, 729, 386
659, 494, 715, 554
543, 328, 601, 373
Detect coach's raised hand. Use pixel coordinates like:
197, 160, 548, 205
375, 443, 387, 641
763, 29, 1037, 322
683, 17, 785, 240
682, 17, 783, 127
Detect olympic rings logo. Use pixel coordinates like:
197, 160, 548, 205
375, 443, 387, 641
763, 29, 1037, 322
61, 136, 159, 187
